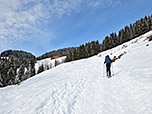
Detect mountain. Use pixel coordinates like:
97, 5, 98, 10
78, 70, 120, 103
0, 50, 36, 87
0, 31, 152, 114
37, 47, 75, 60
0, 50, 36, 61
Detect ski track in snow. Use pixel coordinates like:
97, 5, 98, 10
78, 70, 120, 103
0, 31, 152, 114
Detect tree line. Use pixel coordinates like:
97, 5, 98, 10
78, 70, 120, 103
37, 47, 75, 60
65, 15, 152, 62
65, 40, 102, 62
102, 15, 152, 51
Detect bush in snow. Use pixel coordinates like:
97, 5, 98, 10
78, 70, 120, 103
147, 35, 152, 41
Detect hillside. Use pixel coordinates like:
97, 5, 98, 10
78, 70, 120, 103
0, 50, 36, 86
37, 47, 75, 60
0, 50, 36, 61
0, 31, 152, 114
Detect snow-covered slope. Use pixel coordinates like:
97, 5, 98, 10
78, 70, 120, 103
0, 31, 152, 114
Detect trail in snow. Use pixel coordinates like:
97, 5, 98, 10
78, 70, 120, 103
0, 31, 152, 114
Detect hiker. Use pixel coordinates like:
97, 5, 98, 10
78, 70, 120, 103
104, 55, 112, 77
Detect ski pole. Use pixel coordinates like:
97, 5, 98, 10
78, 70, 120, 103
112, 63, 114, 76
103, 64, 105, 77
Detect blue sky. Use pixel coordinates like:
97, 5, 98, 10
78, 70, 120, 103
0, 0, 152, 56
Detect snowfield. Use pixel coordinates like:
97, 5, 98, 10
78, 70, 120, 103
0, 31, 152, 114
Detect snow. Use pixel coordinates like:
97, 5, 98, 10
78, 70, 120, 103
0, 31, 152, 114
35, 56, 66, 74
0, 57, 9, 59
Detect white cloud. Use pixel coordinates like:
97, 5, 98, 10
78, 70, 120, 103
0, 0, 50, 51
48, 0, 83, 17
0, 0, 120, 52
0, 0, 82, 51
88, 0, 121, 8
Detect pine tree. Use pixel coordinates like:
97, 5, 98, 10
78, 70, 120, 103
81, 44, 86, 58
37, 64, 44, 74
0, 74, 3, 87
87, 42, 91, 57
50, 63, 52, 69
73, 48, 78, 60
29, 60, 35, 77
55, 60, 60, 66
7, 67, 15, 85
95, 40, 101, 53
18, 64, 25, 81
